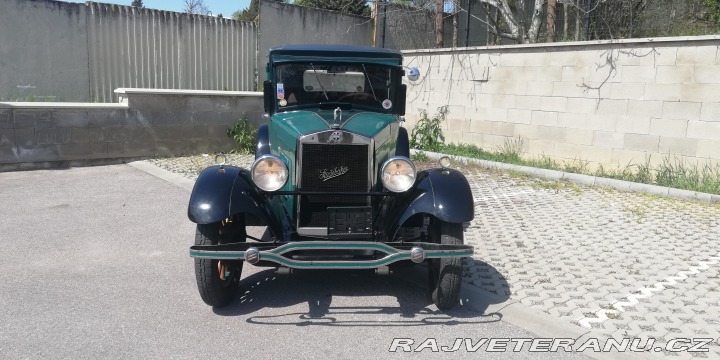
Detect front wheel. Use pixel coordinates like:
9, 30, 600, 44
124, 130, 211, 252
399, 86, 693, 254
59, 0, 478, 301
428, 221, 464, 310
194, 219, 245, 307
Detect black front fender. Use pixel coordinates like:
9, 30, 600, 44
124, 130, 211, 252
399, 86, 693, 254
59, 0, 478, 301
187, 165, 273, 227
382, 168, 474, 240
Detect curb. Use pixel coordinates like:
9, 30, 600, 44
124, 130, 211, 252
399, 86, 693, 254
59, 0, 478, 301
127, 161, 195, 192
412, 149, 720, 203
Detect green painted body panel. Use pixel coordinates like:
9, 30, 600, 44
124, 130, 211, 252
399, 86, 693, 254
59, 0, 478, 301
270, 111, 331, 143
341, 112, 397, 138
267, 110, 401, 226
270, 110, 398, 140
260, 45, 407, 235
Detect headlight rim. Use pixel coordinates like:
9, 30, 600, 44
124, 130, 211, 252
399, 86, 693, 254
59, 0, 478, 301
380, 156, 417, 193
251, 154, 289, 192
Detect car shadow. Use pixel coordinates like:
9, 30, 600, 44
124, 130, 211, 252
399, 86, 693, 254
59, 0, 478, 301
211, 259, 510, 328
459, 258, 512, 313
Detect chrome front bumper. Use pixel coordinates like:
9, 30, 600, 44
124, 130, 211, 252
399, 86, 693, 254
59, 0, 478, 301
189, 241, 474, 269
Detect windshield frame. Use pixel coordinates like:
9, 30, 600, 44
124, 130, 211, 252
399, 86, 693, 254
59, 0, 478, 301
270, 61, 402, 114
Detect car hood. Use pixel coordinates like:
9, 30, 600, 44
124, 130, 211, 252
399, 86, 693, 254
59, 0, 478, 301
271, 110, 397, 139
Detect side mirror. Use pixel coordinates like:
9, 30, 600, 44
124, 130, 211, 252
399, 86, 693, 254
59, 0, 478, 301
406, 67, 420, 82
263, 80, 273, 114
396, 84, 406, 116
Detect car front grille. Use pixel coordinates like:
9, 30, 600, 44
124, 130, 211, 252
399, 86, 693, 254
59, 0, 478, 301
298, 143, 370, 228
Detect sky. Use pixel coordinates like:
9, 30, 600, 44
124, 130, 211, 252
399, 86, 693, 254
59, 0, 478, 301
63, 0, 254, 17
60, 1, 441, 17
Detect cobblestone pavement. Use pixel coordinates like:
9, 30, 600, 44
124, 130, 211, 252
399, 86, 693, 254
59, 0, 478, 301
147, 155, 720, 359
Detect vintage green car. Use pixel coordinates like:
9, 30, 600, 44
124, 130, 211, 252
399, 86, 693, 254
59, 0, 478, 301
187, 45, 475, 310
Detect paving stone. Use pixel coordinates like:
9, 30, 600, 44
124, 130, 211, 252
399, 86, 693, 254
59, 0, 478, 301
145, 156, 720, 359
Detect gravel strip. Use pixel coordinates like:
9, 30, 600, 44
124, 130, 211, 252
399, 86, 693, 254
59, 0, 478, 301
147, 153, 255, 181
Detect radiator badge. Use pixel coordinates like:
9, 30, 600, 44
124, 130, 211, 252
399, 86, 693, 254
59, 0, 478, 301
320, 166, 349, 182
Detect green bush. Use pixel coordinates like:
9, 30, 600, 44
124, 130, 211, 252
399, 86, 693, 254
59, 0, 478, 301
410, 106, 448, 151
227, 118, 257, 154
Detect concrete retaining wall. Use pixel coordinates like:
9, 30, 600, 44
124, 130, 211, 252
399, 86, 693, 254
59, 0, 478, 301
0, 90, 263, 171
402, 36, 720, 169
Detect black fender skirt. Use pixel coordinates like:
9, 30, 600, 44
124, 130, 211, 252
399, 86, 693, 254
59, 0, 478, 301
187, 165, 274, 227
381, 168, 475, 241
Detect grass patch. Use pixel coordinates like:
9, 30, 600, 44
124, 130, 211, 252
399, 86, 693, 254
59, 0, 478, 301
411, 151, 430, 162
528, 179, 582, 193
506, 170, 533, 180
655, 157, 720, 194
421, 139, 720, 195
623, 205, 647, 219
442, 140, 525, 165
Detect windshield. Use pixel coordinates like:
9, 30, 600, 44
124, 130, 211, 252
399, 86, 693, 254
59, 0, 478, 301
274, 62, 397, 113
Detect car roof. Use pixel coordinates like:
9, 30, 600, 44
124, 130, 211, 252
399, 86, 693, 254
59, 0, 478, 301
268, 44, 402, 59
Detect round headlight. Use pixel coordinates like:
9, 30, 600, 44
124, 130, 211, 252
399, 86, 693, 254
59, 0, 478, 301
381, 156, 416, 193
251, 154, 289, 192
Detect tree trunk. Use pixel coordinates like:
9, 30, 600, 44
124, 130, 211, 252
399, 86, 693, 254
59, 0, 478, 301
527, 0, 544, 42
474, 0, 523, 43
485, 3, 490, 45
575, 0, 581, 41
563, 2, 567, 41
629, 1, 634, 38
517, 0, 527, 43
436, 0, 444, 47
452, 0, 458, 47
546, 0, 557, 42
493, 7, 499, 45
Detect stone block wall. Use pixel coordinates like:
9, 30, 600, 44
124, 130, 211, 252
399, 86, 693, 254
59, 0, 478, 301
0, 90, 263, 171
402, 36, 720, 169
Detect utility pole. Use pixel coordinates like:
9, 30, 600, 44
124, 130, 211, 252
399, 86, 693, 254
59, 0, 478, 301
381, 0, 387, 48
585, 0, 592, 40
464, 0, 471, 47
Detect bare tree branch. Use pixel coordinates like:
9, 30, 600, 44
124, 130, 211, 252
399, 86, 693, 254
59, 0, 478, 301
184, 0, 209, 15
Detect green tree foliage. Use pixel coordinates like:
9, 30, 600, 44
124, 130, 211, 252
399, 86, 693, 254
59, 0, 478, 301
704, 0, 720, 22
232, 0, 287, 22
131, 0, 143, 8
294, 0, 371, 17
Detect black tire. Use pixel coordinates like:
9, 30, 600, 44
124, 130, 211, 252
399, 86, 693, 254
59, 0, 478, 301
194, 219, 246, 307
429, 221, 464, 310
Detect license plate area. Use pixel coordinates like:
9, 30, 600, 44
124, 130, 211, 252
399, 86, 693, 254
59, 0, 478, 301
327, 206, 372, 239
